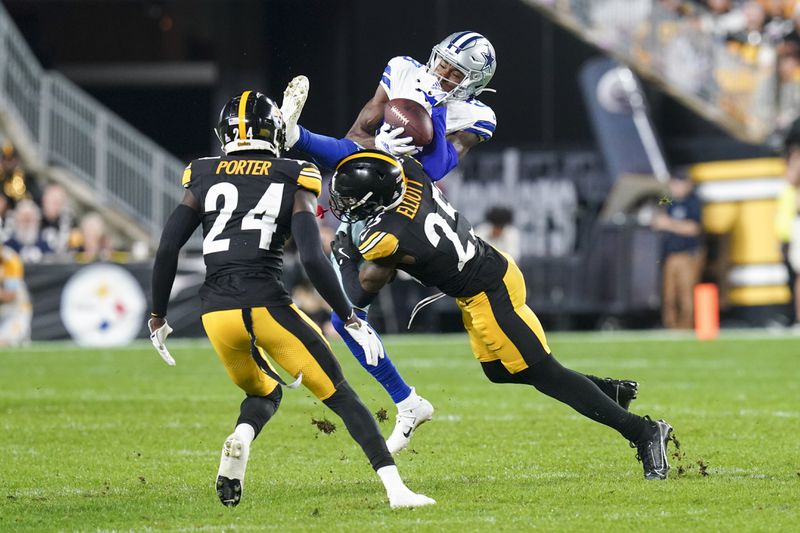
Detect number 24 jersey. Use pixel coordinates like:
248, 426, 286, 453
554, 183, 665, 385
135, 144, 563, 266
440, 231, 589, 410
182, 153, 322, 312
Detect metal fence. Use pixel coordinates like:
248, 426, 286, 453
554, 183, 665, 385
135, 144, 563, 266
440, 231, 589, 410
525, 0, 781, 144
0, 3, 193, 249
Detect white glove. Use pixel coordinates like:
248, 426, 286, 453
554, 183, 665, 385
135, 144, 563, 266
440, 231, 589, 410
343, 313, 385, 366
375, 123, 420, 156
148, 318, 175, 366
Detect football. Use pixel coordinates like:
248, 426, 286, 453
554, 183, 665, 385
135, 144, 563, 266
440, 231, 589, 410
383, 98, 434, 146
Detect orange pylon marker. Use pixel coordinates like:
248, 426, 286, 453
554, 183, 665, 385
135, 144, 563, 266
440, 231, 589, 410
694, 283, 719, 340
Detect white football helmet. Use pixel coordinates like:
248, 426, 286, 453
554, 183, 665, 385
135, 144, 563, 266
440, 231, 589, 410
426, 31, 497, 102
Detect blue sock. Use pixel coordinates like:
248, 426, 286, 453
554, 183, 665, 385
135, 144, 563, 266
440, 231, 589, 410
294, 126, 360, 170
331, 311, 412, 404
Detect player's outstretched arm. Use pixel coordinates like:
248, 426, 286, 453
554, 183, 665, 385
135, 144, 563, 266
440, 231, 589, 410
291, 190, 355, 320
345, 86, 389, 148
149, 190, 201, 364
292, 190, 385, 364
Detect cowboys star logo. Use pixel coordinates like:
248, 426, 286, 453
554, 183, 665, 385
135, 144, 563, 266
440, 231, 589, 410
481, 50, 495, 71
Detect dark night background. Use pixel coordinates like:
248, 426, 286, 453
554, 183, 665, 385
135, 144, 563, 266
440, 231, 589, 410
4, 0, 740, 165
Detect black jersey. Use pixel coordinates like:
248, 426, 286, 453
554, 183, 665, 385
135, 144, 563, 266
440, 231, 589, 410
182, 153, 322, 312
356, 159, 507, 298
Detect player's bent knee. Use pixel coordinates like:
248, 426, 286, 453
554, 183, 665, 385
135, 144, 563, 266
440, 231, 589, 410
481, 360, 525, 384
232, 372, 279, 397
322, 381, 367, 421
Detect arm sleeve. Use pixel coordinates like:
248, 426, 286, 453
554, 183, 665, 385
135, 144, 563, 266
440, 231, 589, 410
151, 204, 201, 317
293, 126, 360, 170
338, 259, 379, 309
291, 211, 353, 319
419, 105, 458, 181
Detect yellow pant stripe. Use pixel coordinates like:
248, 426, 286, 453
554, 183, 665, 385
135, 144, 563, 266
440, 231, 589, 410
253, 307, 337, 400
202, 307, 338, 400
457, 253, 550, 373
201, 309, 280, 397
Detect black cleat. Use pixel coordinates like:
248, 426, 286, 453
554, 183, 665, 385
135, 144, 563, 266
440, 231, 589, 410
634, 417, 673, 480
607, 378, 639, 410
216, 475, 242, 507
589, 376, 639, 410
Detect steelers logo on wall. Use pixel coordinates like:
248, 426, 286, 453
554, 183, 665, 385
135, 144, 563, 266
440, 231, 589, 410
60, 263, 147, 346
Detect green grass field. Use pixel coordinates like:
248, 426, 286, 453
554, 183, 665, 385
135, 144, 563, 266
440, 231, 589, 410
1, 331, 798, 532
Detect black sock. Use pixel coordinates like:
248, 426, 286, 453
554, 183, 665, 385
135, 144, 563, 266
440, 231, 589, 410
484, 358, 651, 442
237, 387, 283, 438
323, 381, 394, 470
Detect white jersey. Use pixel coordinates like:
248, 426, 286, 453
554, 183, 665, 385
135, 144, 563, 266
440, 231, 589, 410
379, 56, 496, 141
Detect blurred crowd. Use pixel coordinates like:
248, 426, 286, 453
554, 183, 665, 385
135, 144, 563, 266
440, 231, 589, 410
560, 0, 800, 137
0, 141, 127, 265
667, 0, 800, 132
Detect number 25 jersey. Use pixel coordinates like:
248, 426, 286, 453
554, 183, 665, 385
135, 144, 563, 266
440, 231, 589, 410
182, 153, 322, 313
356, 159, 507, 298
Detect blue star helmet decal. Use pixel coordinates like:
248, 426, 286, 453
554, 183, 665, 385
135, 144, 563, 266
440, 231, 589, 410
481, 50, 495, 72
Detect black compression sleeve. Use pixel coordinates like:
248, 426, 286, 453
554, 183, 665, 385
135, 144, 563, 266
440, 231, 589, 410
151, 204, 200, 317
338, 259, 378, 309
291, 211, 352, 319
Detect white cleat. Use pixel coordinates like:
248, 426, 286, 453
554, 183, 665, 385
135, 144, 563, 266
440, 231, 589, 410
215, 433, 250, 507
388, 487, 437, 509
386, 396, 434, 455
280, 75, 309, 150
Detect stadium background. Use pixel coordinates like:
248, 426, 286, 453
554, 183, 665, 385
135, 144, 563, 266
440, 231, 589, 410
5, 0, 748, 159
1, 0, 796, 341
2, 2, 800, 531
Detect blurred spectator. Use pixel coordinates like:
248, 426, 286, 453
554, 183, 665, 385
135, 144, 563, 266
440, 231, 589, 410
5, 199, 52, 263
74, 211, 115, 263
652, 176, 703, 329
0, 245, 32, 347
760, 0, 795, 44
1, 143, 40, 206
0, 191, 12, 242
706, 0, 733, 17
699, 0, 749, 39
778, 118, 800, 325
39, 183, 79, 256
775, 40, 800, 128
475, 206, 521, 261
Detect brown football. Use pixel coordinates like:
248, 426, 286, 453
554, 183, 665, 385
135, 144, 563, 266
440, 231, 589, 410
383, 98, 434, 146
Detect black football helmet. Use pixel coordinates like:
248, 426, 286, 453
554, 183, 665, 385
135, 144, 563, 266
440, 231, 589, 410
215, 90, 285, 155
329, 150, 407, 222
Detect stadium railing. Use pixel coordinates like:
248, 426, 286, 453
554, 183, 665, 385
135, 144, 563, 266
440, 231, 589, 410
524, 0, 779, 144
0, 3, 196, 250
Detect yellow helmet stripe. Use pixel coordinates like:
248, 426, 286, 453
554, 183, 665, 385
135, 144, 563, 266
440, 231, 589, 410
336, 151, 404, 176
238, 90, 252, 142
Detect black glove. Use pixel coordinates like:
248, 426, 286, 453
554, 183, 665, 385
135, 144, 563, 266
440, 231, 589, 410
331, 231, 362, 267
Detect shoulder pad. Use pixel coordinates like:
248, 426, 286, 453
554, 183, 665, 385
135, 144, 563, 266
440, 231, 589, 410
358, 230, 399, 262
399, 55, 423, 68
382, 56, 423, 94
296, 164, 322, 197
